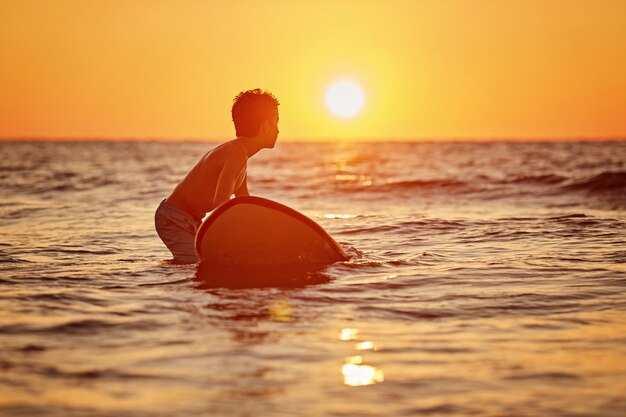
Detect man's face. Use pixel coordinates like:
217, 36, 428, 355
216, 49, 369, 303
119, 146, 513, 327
263, 108, 279, 148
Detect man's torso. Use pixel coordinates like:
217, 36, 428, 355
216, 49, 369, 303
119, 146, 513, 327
166, 140, 247, 221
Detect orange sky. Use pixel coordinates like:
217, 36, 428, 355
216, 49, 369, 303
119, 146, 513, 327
1, 0, 625, 141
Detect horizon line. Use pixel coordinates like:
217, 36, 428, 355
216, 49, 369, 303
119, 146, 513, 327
1, 136, 625, 143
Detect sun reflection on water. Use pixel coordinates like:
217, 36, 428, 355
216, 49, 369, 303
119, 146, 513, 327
269, 300, 294, 322
340, 328, 359, 341
346, 355, 363, 364
342, 363, 385, 386
339, 330, 384, 386
333, 174, 372, 186
355, 341, 378, 351
324, 213, 354, 219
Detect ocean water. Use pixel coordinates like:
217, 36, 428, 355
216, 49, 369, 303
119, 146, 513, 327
1, 140, 625, 416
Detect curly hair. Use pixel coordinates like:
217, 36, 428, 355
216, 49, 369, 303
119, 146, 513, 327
231, 89, 280, 137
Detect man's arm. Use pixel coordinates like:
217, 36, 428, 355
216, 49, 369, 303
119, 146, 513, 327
213, 160, 246, 206
234, 173, 250, 197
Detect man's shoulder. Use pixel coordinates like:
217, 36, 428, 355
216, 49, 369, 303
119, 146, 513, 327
208, 140, 246, 164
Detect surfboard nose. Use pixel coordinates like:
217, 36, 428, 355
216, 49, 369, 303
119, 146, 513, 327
195, 196, 349, 266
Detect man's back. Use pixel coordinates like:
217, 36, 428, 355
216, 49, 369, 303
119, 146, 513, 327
166, 139, 248, 222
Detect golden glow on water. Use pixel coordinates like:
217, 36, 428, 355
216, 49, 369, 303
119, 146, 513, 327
333, 174, 373, 186
355, 341, 377, 351
335, 174, 358, 181
324, 213, 354, 219
342, 363, 385, 386
338, 329, 385, 386
2, 141, 625, 414
269, 300, 294, 322
340, 328, 360, 341
346, 355, 363, 365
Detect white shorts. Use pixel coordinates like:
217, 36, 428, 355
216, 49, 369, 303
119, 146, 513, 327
154, 199, 200, 264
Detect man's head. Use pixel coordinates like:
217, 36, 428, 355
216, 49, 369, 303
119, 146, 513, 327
232, 89, 280, 146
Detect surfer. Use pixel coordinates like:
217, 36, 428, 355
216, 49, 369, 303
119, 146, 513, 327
155, 89, 280, 263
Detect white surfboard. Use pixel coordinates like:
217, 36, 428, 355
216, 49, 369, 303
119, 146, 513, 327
195, 196, 348, 265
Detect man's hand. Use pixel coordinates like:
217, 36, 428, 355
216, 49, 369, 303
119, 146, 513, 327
213, 158, 246, 205
234, 173, 250, 197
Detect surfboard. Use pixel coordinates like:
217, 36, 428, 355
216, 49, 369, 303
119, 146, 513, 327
194, 196, 349, 265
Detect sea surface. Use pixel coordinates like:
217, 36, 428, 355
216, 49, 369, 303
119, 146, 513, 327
1, 140, 625, 417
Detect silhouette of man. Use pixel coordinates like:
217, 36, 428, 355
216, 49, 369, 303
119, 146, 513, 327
155, 89, 280, 263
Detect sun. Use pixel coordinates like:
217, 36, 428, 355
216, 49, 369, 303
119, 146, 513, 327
325, 80, 364, 118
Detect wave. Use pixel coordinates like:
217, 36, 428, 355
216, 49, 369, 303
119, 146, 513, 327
378, 179, 467, 190
319, 171, 626, 207
562, 171, 626, 192
46, 176, 118, 192
338, 225, 402, 235
358, 305, 456, 320
501, 174, 567, 185
384, 171, 626, 194
332, 178, 472, 194
11, 292, 110, 307
338, 219, 467, 236
35, 248, 121, 255
0, 252, 30, 263
0, 165, 31, 173
504, 372, 580, 381
0, 319, 158, 335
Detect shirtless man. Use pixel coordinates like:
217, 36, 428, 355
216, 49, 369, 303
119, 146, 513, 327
155, 89, 280, 263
